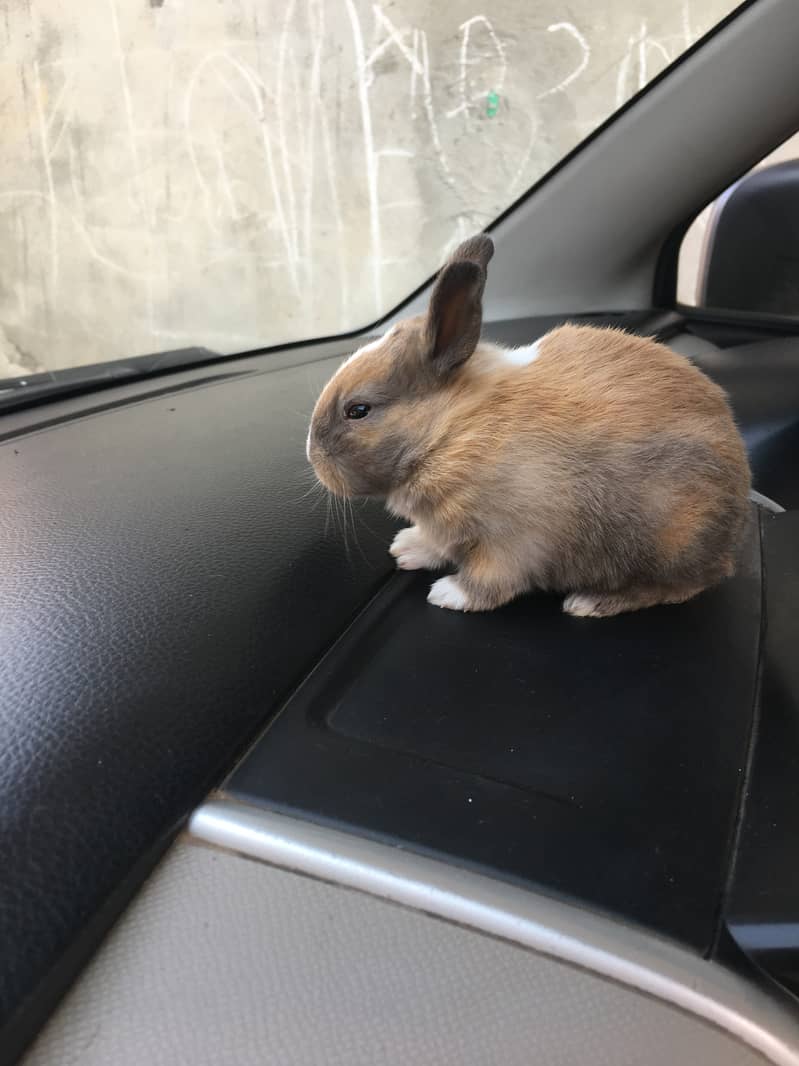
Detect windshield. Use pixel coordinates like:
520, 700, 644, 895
1, 1, 741, 390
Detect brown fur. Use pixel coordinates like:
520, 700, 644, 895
307, 235, 751, 616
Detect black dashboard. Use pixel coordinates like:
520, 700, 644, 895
2, 311, 799, 1062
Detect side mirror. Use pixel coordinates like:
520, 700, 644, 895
698, 160, 799, 317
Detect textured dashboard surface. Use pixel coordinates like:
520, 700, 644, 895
0, 352, 396, 1051
2, 314, 798, 1059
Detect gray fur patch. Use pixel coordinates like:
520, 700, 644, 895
541, 434, 749, 593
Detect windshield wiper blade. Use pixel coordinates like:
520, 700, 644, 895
0, 346, 222, 414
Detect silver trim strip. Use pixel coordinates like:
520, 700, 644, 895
749, 488, 786, 514
190, 799, 799, 1066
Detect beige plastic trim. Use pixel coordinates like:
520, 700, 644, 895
190, 798, 799, 1066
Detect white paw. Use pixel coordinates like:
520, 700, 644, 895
563, 592, 602, 618
427, 576, 470, 611
390, 527, 440, 571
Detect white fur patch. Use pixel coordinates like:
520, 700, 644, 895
502, 339, 542, 366
563, 592, 602, 618
390, 526, 443, 571
428, 576, 469, 611
470, 339, 544, 376
305, 425, 312, 461
342, 325, 396, 368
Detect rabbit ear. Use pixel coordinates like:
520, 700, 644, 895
425, 235, 493, 375
447, 234, 494, 271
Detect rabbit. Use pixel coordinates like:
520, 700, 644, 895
307, 234, 751, 617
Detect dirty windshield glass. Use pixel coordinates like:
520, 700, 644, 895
0, 1, 740, 385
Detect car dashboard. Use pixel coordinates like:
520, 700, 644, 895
2, 310, 799, 1064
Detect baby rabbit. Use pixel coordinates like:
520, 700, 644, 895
307, 235, 751, 617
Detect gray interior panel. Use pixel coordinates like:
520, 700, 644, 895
24, 841, 772, 1066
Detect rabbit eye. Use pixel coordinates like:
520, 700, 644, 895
346, 402, 371, 420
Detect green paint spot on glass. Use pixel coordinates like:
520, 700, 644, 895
486, 91, 499, 118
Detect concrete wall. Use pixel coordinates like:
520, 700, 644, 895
0, 0, 737, 379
